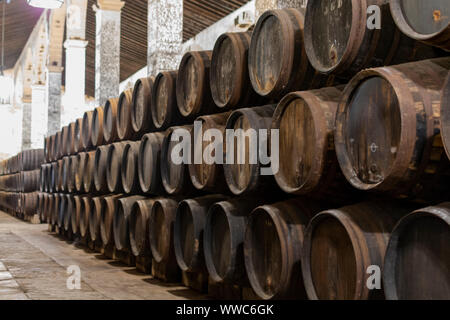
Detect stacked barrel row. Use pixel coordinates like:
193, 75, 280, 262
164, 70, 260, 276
0, 149, 45, 219
38, 2, 450, 300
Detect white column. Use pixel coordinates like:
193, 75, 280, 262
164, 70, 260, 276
30, 85, 48, 149
94, 0, 124, 107
64, 39, 88, 120
147, 0, 183, 76
21, 96, 32, 150
47, 71, 62, 134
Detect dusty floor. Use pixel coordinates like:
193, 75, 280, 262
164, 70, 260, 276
0, 210, 206, 300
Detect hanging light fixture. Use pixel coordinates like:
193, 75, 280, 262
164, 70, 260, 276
0, 0, 13, 105
27, 0, 64, 9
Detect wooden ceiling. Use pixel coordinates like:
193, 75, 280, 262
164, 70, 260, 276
0, 0, 43, 70
4, 0, 250, 97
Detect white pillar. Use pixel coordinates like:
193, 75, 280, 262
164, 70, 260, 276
147, 0, 183, 76
64, 39, 88, 120
94, 0, 124, 107
21, 96, 32, 150
30, 85, 48, 149
47, 71, 62, 134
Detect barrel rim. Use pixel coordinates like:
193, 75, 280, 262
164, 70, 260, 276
103, 97, 119, 144
81, 111, 94, 151
131, 77, 153, 134
389, 0, 450, 41
91, 106, 104, 147
334, 68, 415, 192
149, 199, 175, 263
121, 141, 139, 194
303, 0, 366, 74
383, 203, 450, 300
117, 89, 134, 141
151, 71, 177, 130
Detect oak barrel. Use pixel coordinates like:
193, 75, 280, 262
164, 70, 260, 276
100, 194, 124, 247
131, 76, 155, 136
79, 195, 92, 239
91, 106, 105, 148
82, 151, 96, 193
103, 97, 120, 144
73, 118, 84, 153
113, 196, 146, 251
117, 89, 134, 141
151, 71, 182, 130
121, 141, 142, 194
138, 132, 165, 195
94, 145, 109, 193
129, 198, 157, 257
106, 141, 128, 193
81, 110, 94, 151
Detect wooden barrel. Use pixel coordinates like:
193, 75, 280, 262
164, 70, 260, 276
390, 0, 450, 51
248, 9, 330, 100
304, 0, 441, 78
151, 71, 182, 130
55, 131, 63, 159
48, 135, 55, 162
440, 73, 450, 160
51, 193, 60, 227
211, 32, 262, 110
113, 196, 146, 251
56, 159, 64, 192
73, 118, 84, 153
61, 125, 69, 157
129, 198, 157, 257
64, 194, 75, 233
61, 156, 70, 192
106, 141, 128, 193
89, 196, 106, 242
44, 136, 51, 163
66, 122, 76, 156
47, 194, 55, 226
103, 97, 120, 144
131, 76, 155, 136
176, 51, 217, 119
223, 105, 277, 195
272, 87, 344, 195
161, 125, 195, 195
57, 193, 67, 229
22, 169, 40, 193
121, 141, 142, 194
174, 195, 228, 272
243, 198, 323, 300
91, 106, 105, 148
82, 151, 96, 193
42, 193, 49, 223
23, 192, 39, 217
100, 194, 123, 247
67, 155, 78, 193
117, 89, 134, 141
204, 198, 265, 285
71, 195, 83, 235
75, 152, 86, 193
301, 201, 412, 300
188, 112, 231, 193
384, 203, 450, 300
50, 162, 58, 193
94, 145, 109, 193
79, 195, 92, 239
138, 132, 165, 195
335, 58, 450, 200
81, 110, 94, 151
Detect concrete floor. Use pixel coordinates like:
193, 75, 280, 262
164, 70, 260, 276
0, 210, 206, 300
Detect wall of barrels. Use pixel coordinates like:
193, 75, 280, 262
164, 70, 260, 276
0, 149, 45, 221
34, 1, 449, 300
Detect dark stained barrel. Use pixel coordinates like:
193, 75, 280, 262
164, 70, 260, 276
44, 136, 51, 163
61, 125, 69, 157
71, 195, 83, 235
75, 152, 86, 193
56, 159, 64, 192
335, 58, 450, 200
177, 51, 217, 119
91, 106, 105, 148
113, 196, 146, 251
117, 89, 134, 141
106, 141, 128, 193
121, 141, 142, 194
67, 155, 78, 193
131, 76, 155, 136
223, 105, 277, 196
56, 131, 63, 159
204, 198, 265, 285
89, 196, 106, 242
304, 0, 441, 78
64, 194, 75, 233
61, 156, 70, 192
244, 198, 323, 300
73, 118, 84, 153
174, 195, 228, 273
81, 110, 94, 151
129, 198, 157, 257
82, 151, 96, 193
272, 87, 344, 195
384, 203, 450, 300
151, 71, 182, 130
79, 196, 92, 239
47, 135, 55, 162
301, 201, 412, 300
103, 97, 120, 144
390, 0, 450, 51
94, 145, 109, 193
138, 132, 165, 195
100, 194, 123, 247
50, 162, 58, 193
22, 169, 40, 193
249, 9, 331, 100
440, 73, 450, 160
161, 125, 195, 195
66, 122, 76, 156
188, 112, 231, 193
211, 32, 262, 110
23, 192, 39, 217
52, 193, 61, 227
